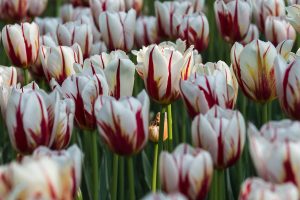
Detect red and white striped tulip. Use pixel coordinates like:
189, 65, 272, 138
142, 192, 188, 200
240, 24, 259, 45
192, 106, 246, 168
134, 40, 193, 105
0, 66, 17, 87
214, 0, 252, 43
99, 9, 136, 51
35, 17, 61, 43
135, 16, 159, 48
0, 0, 27, 21
155, 1, 193, 38
230, 40, 277, 103
27, 0, 48, 17
249, 120, 300, 192
95, 90, 149, 155
160, 144, 213, 200
90, 41, 108, 56
39, 43, 83, 84
265, 17, 296, 46
287, 5, 300, 34
177, 0, 206, 12
125, 0, 143, 14
2, 22, 39, 68
239, 178, 299, 200
178, 12, 209, 52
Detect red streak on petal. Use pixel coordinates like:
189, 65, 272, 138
283, 142, 297, 185
146, 47, 160, 100
164, 51, 173, 98
135, 109, 146, 151
5, 26, 22, 66
217, 120, 224, 167
106, 13, 114, 51
113, 59, 121, 99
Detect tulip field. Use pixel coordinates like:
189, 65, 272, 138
2, 0, 300, 199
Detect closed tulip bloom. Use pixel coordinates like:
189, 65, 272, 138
135, 40, 193, 104
99, 9, 136, 51
287, 5, 300, 33
95, 90, 149, 155
155, 1, 193, 38
27, 0, 48, 17
240, 24, 259, 45
135, 16, 159, 48
249, 120, 300, 191
0, 66, 17, 87
142, 192, 188, 200
178, 13, 209, 52
239, 178, 299, 200
230, 40, 277, 103
0, 0, 27, 21
2, 22, 39, 68
39, 44, 83, 84
160, 144, 213, 200
125, 0, 143, 14
214, 0, 252, 43
192, 106, 246, 168
57, 21, 93, 59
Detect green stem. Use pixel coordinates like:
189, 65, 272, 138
82, 131, 92, 200
262, 103, 268, 124
56, 0, 61, 16
181, 102, 187, 143
241, 94, 247, 121
209, 170, 225, 200
151, 142, 158, 192
167, 104, 173, 151
111, 154, 119, 200
91, 132, 99, 200
119, 157, 124, 200
75, 189, 83, 200
127, 157, 135, 200
23, 69, 29, 85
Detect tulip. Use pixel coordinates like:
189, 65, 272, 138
27, 0, 48, 17
125, 0, 143, 14
178, 12, 209, 52
181, 49, 202, 81
180, 61, 237, 118
39, 43, 83, 84
0, 66, 17, 87
95, 90, 149, 155
90, 41, 107, 56
35, 17, 61, 43
135, 16, 159, 48
230, 40, 277, 103
239, 178, 299, 200
0, 0, 27, 21
71, 0, 89, 6
192, 106, 246, 168
99, 9, 136, 51
265, 17, 296, 46
142, 192, 188, 200
240, 24, 259, 45
287, 5, 300, 33
134, 39, 193, 105
253, 0, 285, 32
155, 1, 193, 38
214, 0, 252, 43
177, 0, 205, 12
159, 144, 213, 200
2, 22, 39, 68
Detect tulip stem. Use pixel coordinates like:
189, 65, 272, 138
209, 169, 225, 200
262, 103, 268, 124
119, 157, 124, 199
127, 157, 135, 200
75, 189, 83, 200
91, 132, 99, 200
23, 69, 29, 85
167, 104, 173, 151
111, 154, 119, 200
151, 142, 159, 192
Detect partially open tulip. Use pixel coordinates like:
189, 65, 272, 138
240, 24, 259, 45
265, 17, 296, 46
214, 0, 252, 43
95, 90, 149, 156
2, 22, 39, 68
135, 16, 159, 48
0, 66, 17, 87
287, 5, 300, 33
27, 0, 48, 17
125, 0, 143, 14
160, 144, 213, 200
230, 40, 278, 103
192, 106, 246, 168
249, 120, 300, 191
0, 0, 27, 21
239, 178, 299, 200
134, 40, 193, 105
178, 12, 209, 52
99, 9, 136, 51
39, 43, 83, 84
155, 1, 193, 38
142, 192, 188, 200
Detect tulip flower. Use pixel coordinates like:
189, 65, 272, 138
134, 39, 193, 105
230, 40, 278, 103
159, 144, 213, 200
239, 178, 299, 200
253, 0, 285, 32
39, 43, 83, 84
90, 41, 107, 55
248, 120, 300, 191
0, 66, 17, 87
265, 17, 296, 46
135, 16, 159, 48
2, 22, 39, 68
155, 1, 193, 38
125, 0, 143, 14
178, 12, 209, 52
0, 0, 27, 21
142, 192, 188, 200
214, 0, 252, 43
95, 90, 149, 155
99, 9, 136, 51
287, 5, 300, 34
57, 21, 93, 59
35, 17, 61, 43
240, 24, 259, 45
177, 0, 205, 12
27, 0, 48, 17
192, 106, 246, 168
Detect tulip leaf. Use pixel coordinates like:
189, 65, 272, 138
142, 151, 152, 190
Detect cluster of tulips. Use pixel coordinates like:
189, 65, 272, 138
2, 0, 300, 199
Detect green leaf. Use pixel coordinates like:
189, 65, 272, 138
142, 151, 152, 190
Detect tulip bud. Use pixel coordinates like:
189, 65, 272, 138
135, 16, 159, 48
240, 24, 259, 45
0, 66, 17, 87
142, 192, 188, 200
178, 12, 209, 52
99, 9, 136, 51
2, 22, 39, 68
160, 144, 213, 200
125, 0, 143, 15
27, 0, 48, 17
192, 106, 246, 169
134, 39, 193, 105
149, 112, 168, 142
0, 0, 27, 21
230, 40, 277, 103
95, 90, 149, 155
39, 44, 83, 84
239, 178, 299, 200
287, 5, 300, 34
